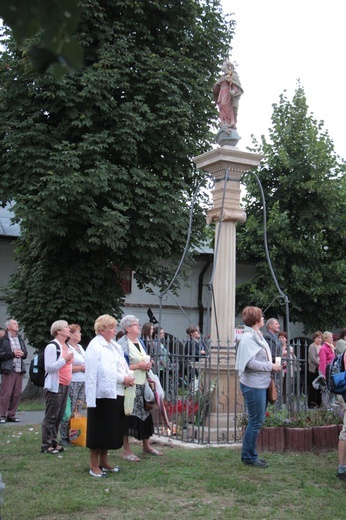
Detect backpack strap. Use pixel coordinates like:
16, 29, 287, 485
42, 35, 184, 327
44, 340, 62, 380
49, 340, 61, 359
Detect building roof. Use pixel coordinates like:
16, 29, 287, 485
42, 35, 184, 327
192, 242, 213, 255
0, 203, 20, 237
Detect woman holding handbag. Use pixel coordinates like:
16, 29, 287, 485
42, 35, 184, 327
59, 323, 86, 447
85, 315, 135, 478
235, 306, 281, 468
118, 315, 163, 462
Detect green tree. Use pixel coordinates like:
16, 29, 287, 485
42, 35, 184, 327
0, 0, 83, 74
0, 0, 234, 347
236, 84, 346, 333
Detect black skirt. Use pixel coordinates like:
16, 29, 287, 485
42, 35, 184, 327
123, 384, 154, 440
86, 397, 125, 450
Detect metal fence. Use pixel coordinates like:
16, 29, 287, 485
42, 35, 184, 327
150, 338, 311, 444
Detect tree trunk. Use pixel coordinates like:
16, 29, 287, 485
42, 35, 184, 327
21, 380, 45, 401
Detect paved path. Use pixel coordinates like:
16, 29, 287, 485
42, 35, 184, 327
0, 411, 44, 426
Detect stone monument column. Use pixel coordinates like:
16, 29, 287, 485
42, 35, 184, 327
193, 146, 263, 423
194, 146, 262, 347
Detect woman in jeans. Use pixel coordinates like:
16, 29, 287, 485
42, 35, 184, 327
236, 306, 281, 468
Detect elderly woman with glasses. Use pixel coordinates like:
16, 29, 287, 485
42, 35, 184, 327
118, 315, 163, 462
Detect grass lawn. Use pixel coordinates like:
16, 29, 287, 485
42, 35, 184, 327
18, 399, 46, 412
0, 423, 344, 520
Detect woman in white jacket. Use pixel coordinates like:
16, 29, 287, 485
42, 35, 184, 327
85, 314, 135, 478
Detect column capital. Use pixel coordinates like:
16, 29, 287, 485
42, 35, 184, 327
193, 146, 263, 178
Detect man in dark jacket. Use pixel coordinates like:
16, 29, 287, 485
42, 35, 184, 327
0, 319, 28, 423
263, 318, 282, 360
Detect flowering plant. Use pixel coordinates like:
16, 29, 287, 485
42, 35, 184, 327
164, 375, 217, 427
239, 405, 343, 429
165, 399, 199, 417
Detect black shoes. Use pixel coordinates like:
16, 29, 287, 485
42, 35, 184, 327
243, 459, 269, 468
336, 472, 346, 481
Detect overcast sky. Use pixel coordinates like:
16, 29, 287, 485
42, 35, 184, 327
220, 0, 346, 160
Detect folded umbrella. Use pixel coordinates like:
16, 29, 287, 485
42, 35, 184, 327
147, 374, 171, 431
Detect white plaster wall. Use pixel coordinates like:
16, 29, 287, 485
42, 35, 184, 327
0, 240, 18, 327
0, 239, 311, 343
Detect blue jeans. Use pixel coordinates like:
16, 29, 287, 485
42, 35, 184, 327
240, 382, 267, 463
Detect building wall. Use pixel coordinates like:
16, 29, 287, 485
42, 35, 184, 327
122, 258, 307, 342
0, 239, 18, 327
0, 239, 308, 342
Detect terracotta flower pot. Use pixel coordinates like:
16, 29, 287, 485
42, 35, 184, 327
285, 427, 312, 452
312, 424, 338, 450
257, 427, 285, 452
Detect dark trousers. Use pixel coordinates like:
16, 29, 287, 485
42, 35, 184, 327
307, 369, 321, 407
0, 372, 23, 419
41, 384, 69, 450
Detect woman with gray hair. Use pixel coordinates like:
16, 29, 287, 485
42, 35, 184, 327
118, 315, 162, 461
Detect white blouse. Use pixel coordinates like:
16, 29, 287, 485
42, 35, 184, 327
85, 334, 129, 408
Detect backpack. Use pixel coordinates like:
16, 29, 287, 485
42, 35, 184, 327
325, 353, 346, 394
29, 341, 61, 387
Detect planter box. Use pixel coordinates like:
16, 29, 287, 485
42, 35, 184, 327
312, 424, 338, 450
237, 424, 342, 453
257, 427, 285, 452
285, 427, 312, 452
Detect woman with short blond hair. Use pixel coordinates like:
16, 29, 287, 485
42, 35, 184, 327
85, 314, 135, 477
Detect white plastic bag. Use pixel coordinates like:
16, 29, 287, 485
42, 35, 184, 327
124, 385, 136, 415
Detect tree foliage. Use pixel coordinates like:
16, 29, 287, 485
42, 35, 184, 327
0, 0, 235, 348
236, 84, 346, 333
0, 0, 83, 75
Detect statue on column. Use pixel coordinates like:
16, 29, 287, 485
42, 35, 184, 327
213, 60, 243, 147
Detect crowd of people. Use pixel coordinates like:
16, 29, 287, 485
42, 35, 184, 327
1, 313, 346, 482
0, 314, 177, 478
